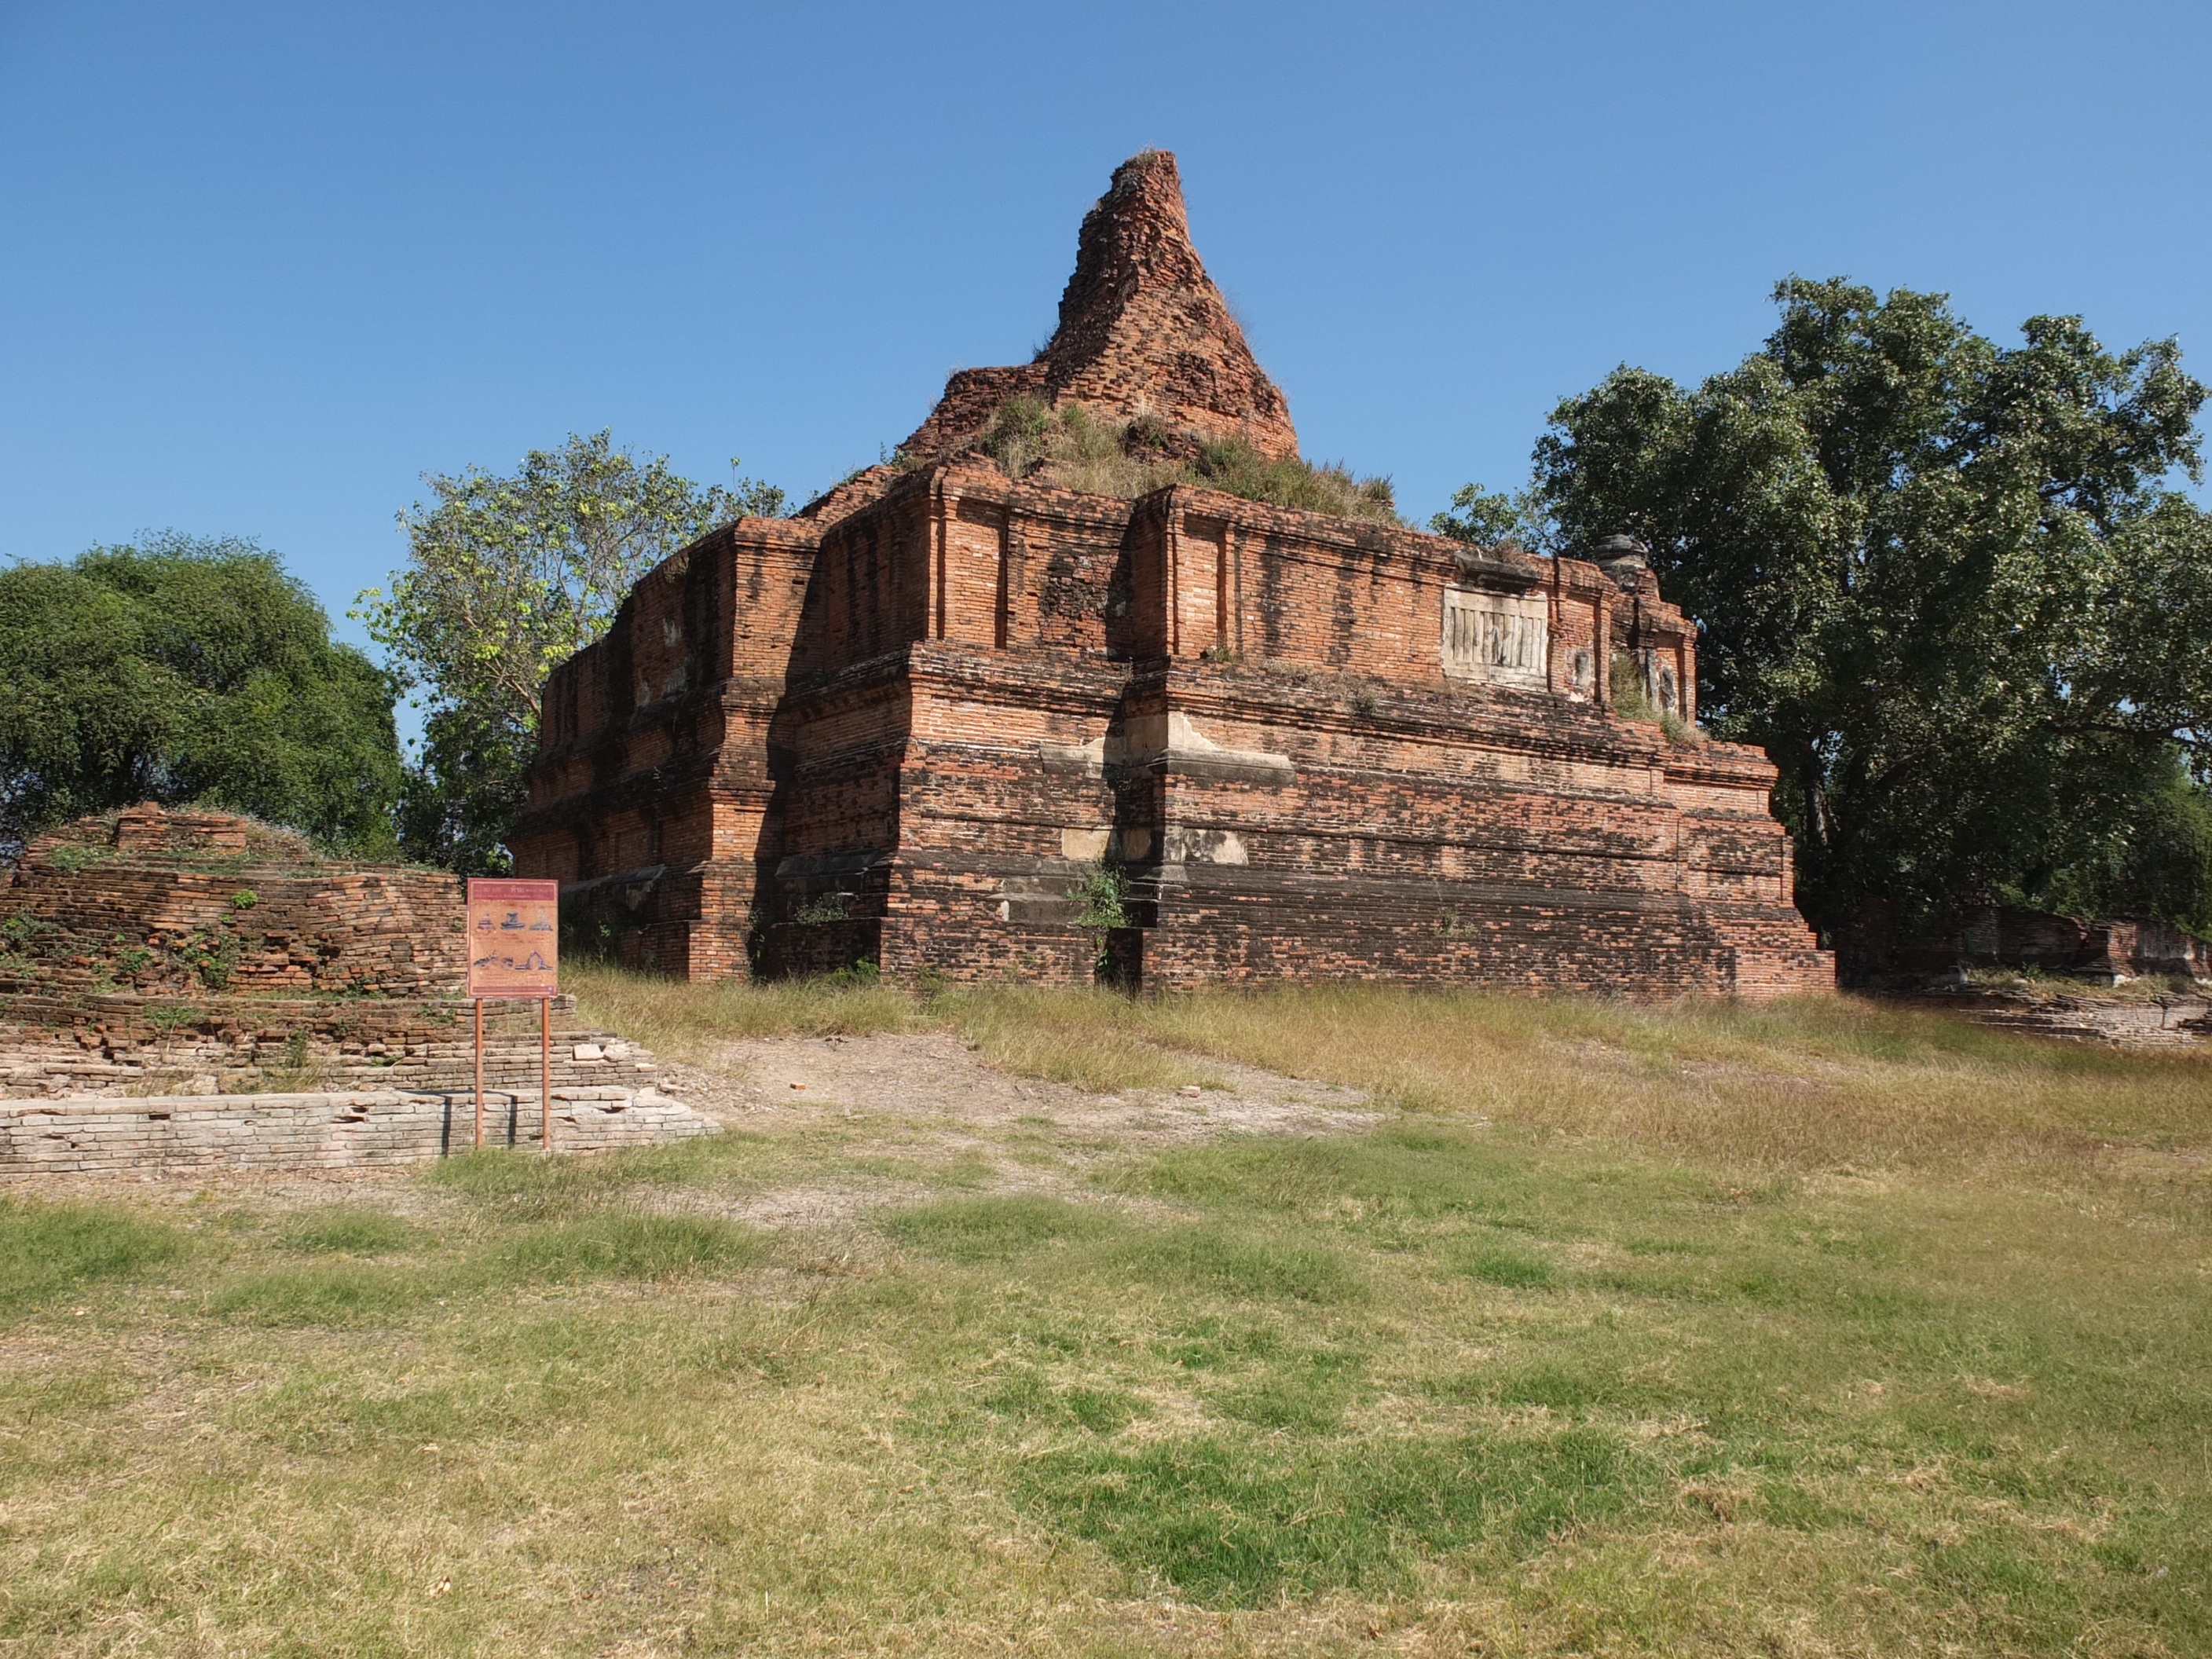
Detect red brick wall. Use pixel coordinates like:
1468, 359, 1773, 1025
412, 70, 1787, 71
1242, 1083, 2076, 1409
517, 460, 1830, 998
0, 807, 469, 1000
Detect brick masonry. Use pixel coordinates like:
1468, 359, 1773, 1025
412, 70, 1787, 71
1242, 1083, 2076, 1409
0, 989, 659, 1100
1, 1086, 713, 1180
0, 804, 470, 999
0, 808, 706, 1170
899, 151, 1298, 467
514, 154, 1833, 999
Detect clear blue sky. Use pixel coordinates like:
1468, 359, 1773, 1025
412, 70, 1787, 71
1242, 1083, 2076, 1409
4, 0, 2207, 663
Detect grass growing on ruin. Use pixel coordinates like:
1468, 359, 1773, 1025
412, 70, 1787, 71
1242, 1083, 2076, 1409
973, 395, 1403, 526
3, 980, 2208, 1656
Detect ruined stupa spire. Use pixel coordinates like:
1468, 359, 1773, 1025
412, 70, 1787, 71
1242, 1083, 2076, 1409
900, 150, 1299, 463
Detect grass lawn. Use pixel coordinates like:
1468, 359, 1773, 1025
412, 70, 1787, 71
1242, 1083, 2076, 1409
2, 974, 2207, 1656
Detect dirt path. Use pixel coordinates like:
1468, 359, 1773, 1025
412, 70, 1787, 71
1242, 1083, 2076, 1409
661, 1030, 1372, 1143
646, 1031, 1379, 1237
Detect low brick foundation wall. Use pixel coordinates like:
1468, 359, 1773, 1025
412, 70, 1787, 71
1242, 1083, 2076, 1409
0, 1086, 714, 1179
0, 992, 657, 1101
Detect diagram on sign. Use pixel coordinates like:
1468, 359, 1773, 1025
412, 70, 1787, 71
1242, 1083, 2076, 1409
464, 878, 560, 999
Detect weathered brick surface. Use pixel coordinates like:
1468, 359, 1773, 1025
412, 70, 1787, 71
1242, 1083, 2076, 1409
900, 151, 1298, 464
0, 808, 672, 1100
515, 157, 1831, 1001
0, 1086, 712, 1180
0, 804, 469, 998
0, 991, 661, 1101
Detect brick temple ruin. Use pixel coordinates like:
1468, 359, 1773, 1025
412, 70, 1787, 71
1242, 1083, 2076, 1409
0, 805, 712, 1174
515, 152, 1833, 997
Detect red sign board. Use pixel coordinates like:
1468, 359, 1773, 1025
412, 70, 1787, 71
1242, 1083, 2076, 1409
466, 877, 559, 1000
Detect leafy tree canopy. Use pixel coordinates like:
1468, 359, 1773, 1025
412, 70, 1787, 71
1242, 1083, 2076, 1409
1470, 279, 2212, 943
0, 534, 402, 856
1428, 482, 1528, 547
357, 431, 785, 873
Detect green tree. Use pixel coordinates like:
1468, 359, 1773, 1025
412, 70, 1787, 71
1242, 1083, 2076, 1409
1427, 482, 1532, 547
357, 432, 786, 873
1510, 279, 2212, 951
0, 534, 401, 855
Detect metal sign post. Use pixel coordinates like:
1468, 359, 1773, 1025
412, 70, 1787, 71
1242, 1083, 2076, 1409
474, 997, 485, 1149
540, 996, 551, 1152
464, 877, 561, 1152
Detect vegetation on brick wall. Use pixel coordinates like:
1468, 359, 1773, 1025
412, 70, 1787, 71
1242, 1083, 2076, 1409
976, 397, 1401, 526
0, 535, 403, 859
1069, 859, 1131, 981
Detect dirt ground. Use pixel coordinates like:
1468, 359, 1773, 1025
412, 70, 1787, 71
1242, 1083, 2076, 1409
654, 1031, 1379, 1236
666, 1030, 1372, 1141
16, 1031, 1379, 1225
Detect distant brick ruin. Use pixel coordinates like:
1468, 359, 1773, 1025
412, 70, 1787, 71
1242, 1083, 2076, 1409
515, 152, 1833, 997
0, 808, 691, 1155
3, 803, 468, 1002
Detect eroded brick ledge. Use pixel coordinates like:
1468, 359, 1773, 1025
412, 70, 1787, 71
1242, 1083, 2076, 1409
0, 1086, 714, 1180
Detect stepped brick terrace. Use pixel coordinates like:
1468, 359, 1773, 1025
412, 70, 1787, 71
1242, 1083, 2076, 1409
0, 805, 679, 1117
515, 152, 1832, 997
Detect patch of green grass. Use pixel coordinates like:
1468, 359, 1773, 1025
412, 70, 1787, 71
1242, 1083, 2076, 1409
1106, 1225, 1360, 1304
1495, 1362, 1604, 1413
884, 1195, 1121, 1262
495, 1213, 766, 1282
213, 1211, 764, 1324
1019, 1426, 1644, 1604
1758, 1480, 1856, 1531
1207, 1350, 1363, 1430
1156, 1316, 1284, 1372
280, 1209, 419, 1254
427, 1137, 770, 1218
981, 1366, 1144, 1433
0, 1199, 181, 1316
1130, 1125, 1512, 1220
209, 1262, 431, 1327
1462, 1243, 1555, 1286
0, 1368, 137, 1422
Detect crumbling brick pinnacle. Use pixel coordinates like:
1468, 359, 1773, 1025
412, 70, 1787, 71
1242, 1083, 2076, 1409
901, 149, 1299, 463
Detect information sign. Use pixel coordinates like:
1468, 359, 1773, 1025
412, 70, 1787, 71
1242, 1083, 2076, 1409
465, 877, 559, 1000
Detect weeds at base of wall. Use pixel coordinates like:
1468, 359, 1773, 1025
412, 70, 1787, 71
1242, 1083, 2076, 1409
790, 892, 855, 926
1068, 860, 1131, 983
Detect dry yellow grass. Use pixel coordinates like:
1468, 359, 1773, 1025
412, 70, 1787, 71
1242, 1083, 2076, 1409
564, 956, 918, 1060
4, 978, 2207, 1657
